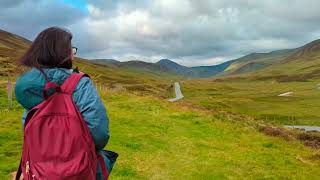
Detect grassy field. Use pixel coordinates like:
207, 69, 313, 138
182, 78, 320, 126
2, 78, 320, 179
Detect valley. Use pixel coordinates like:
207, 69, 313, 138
1, 29, 320, 179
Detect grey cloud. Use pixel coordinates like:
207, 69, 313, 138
0, 0, 27, 8
0, 0, 85, 40
2, 0, 320, 66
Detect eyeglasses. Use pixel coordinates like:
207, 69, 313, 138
72, 47, 78, 55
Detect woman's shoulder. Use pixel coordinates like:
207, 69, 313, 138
72, 73, 100, 108
15, 68, 44, 90
15, 68, 45, 109
74, 73, 93, 92
16, 68, 38, 81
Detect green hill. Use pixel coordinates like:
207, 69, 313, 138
251, 39, 320, 82
285, 39, 320, 62
0, 29, 31, 76
212, 39, 320, 82
218, 49, 297, 76
92, 58, 193, 77
90, 40, 318, 79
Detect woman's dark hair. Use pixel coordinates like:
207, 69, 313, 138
20, 27, 73, 69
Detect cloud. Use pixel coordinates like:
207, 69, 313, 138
0, 0, 27, 8
0, 0, 85, 40
1, 0, 320, 66
78, 0, 320, 66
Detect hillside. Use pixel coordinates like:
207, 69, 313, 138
0, 29, 31, 76
210, 39, 320, 82
219, 49, 297, 76
92, 58, 192, 77
118, 60, 171, 74
191, 60, 235, 78
92, 58, 233, 78
92, 59, 120, 65
238, 39, 320, 82
156, 59, 194, 76
91, 59, 183, 78
285, 39, 320, 62
89, 47, 299, 78
0, 29, 30, 56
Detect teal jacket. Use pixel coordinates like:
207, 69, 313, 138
15, 68, 116, 179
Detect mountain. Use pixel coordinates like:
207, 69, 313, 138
156, 59, 194, 76
284, 39, 320, 62
151, 49, 297, 78
91, 39, 320, 79
115, 59, 223, 77
106, 48, 298, 78
222, 39, 320, 82
119, 60, 171, 73
88, 48, 297, 78
92, 58, 193, 77
191, 60, 235, 78
92, 59, 120, 65
219, 49, 297, 76
93, 59, 178, 76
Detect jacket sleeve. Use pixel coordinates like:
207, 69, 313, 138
22, 110, 28, 127
72, 76, 110, 150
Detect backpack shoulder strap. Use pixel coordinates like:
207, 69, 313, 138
61, 72, 90, 94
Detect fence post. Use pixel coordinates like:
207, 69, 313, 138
103, 84, 106, 92
7, 80, 13, 107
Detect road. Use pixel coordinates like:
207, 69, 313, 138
168, 82, 184, 102
284, 125, 320, 132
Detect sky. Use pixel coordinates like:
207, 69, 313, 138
1, 0, 320, 67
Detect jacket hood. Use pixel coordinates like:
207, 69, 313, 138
15, 68, 73, 110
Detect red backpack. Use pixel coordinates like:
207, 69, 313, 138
16, 73, 109, 180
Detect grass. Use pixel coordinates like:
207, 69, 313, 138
0, 85, 23, 179
2, 82, 320, 179
182, 78, 320, 126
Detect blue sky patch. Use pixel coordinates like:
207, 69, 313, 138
59, 0, 88, 14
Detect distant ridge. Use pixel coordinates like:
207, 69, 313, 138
284, 39, 320, 61
91, 58, 235, 78
90, 38, 320, 78
2, 28, 320, 79
156, 59, 194, 76
93, 59, 120, 64
223, 39, 320, 82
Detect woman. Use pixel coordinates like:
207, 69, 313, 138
15, 27, 117, 179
